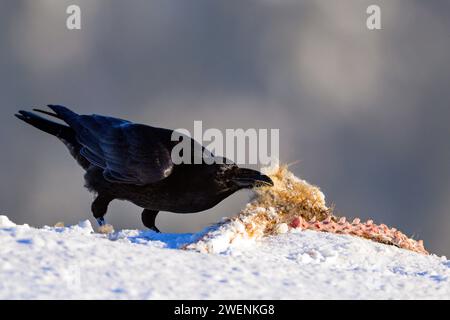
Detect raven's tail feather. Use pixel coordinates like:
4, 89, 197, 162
15, 110, 71, 139
46, 104, 78, 124
15, 108, 91, 170
32, 108, 62, 120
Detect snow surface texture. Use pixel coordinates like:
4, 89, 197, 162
0, 215, 449, 299
0, 166, 447, 299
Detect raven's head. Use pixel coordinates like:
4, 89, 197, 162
214, 163, 274, 191
230, 167, 274, 189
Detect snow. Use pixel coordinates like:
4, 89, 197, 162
1, 215, 449, 299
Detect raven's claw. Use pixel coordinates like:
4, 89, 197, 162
97, 224, 114, 234
96, 217, 114, 234
150, 226, 160, 233
96, 217, 105, 226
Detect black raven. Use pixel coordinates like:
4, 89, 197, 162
15, 105, 273, 232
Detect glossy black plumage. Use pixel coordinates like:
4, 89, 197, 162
15, 105, 273, 232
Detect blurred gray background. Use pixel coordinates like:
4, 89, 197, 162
1, 0, 450, 256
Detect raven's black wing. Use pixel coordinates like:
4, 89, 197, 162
47, 105, 174, 185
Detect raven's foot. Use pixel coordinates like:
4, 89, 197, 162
149, 226, 160, 233
96, 217, 114, 234
96, 217, 106, 226
97, 224, 114, 234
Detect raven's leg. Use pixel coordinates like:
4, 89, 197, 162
141, 209, 160, 233
92, 195, 113, 227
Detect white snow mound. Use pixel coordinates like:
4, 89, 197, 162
0, 215, 449, 299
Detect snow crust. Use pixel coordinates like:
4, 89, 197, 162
0, 215, 449, 299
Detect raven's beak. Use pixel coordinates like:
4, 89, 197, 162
232, 168, 274, 188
